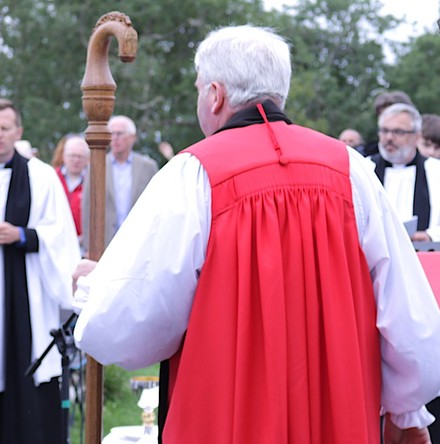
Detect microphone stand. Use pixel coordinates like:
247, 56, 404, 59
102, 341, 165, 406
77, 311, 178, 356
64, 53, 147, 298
25, 312, 79, 444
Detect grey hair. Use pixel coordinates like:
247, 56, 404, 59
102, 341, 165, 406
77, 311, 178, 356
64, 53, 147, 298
194, 25, 291, 110
378, 103, 422, 133
64, 135, 90, 158
108, 115, 137, 135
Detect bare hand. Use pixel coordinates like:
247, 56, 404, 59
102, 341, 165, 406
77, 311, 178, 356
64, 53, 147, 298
72, 259, 97, 293
0, 222, 21, 245
383, 413, 431, 444
411, 231, 431, 242
158, 141, 175, 160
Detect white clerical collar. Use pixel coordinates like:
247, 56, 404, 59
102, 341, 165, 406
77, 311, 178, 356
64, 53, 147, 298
391, 163, 411, 169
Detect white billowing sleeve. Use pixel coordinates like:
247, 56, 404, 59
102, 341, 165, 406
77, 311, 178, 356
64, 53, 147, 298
425, 157, 440, 242
75, 145, 440, 427
349, 148, 440, 428
28, 159, 82, 309
74, 153, 211, 370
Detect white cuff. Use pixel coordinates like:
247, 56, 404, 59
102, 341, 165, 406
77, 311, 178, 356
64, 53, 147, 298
73, 275, 90, 315
389, 405, 436, 429
426, 227, 440, 242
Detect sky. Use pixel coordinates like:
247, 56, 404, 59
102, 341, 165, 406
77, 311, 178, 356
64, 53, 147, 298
263, 0, 440, 42
380, 0, 439, 41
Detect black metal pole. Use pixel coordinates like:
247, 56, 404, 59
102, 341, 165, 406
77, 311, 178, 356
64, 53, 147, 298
61, 353, 72, 444
25, 312, 79, 444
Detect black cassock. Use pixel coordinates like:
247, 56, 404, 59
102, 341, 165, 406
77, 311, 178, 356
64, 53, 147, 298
0, 151, 62, 444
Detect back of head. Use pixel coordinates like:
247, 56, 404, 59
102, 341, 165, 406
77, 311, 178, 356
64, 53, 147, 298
422, 114, 440, 146
378, 103, 422, 133
194, 25, 291, 110
374, 91, 414, 117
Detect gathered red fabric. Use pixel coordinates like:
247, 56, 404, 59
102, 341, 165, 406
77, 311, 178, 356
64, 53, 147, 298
164, 120, 381, 443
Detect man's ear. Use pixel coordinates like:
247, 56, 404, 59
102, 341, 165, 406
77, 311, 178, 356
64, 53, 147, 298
17, 126, 24, 140
211, 81, 225, 114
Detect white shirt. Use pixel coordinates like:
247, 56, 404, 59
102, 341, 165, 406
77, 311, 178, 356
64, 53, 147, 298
60, 165, 85, 192
110, 153, 133, 230
74, 148, 440, 428
366, 156, 440, 241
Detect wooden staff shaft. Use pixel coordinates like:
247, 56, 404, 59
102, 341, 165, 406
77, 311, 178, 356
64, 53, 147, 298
81, 12, 137, 444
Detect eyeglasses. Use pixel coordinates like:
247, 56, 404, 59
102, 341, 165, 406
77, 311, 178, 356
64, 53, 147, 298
378, 127, 416, 137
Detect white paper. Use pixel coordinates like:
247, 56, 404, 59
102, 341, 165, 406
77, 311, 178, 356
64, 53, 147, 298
404, 215, 418, 237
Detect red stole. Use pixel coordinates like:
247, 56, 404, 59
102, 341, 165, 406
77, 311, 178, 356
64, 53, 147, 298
164, 122, 381, 443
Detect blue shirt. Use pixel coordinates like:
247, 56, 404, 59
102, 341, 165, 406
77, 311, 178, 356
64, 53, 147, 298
110, 152, 133, 230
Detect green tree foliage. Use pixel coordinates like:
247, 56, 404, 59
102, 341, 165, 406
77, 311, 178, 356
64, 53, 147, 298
387, 33, 440, 115
272, 0, 401, 141
108, 0, 271, 156
0, 0, 434, 161
0, 0, 91, 158
0, 0, 270, 160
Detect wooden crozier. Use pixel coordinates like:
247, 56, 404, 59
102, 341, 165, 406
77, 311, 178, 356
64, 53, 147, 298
81, 11, 138, 444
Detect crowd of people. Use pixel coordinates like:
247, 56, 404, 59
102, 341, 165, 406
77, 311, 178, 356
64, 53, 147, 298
338, 90, 440, 244
1, 24, 440, 444
337, 94, 440, 441
0, 101, 163, 442
0, 99, 81, 443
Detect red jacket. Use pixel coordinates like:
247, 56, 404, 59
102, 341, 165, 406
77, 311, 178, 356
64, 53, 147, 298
56, 167, 83, 236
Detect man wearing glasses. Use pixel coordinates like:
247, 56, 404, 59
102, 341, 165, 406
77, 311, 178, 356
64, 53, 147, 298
81, 115, 159, 252
368, 103, 440, 243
